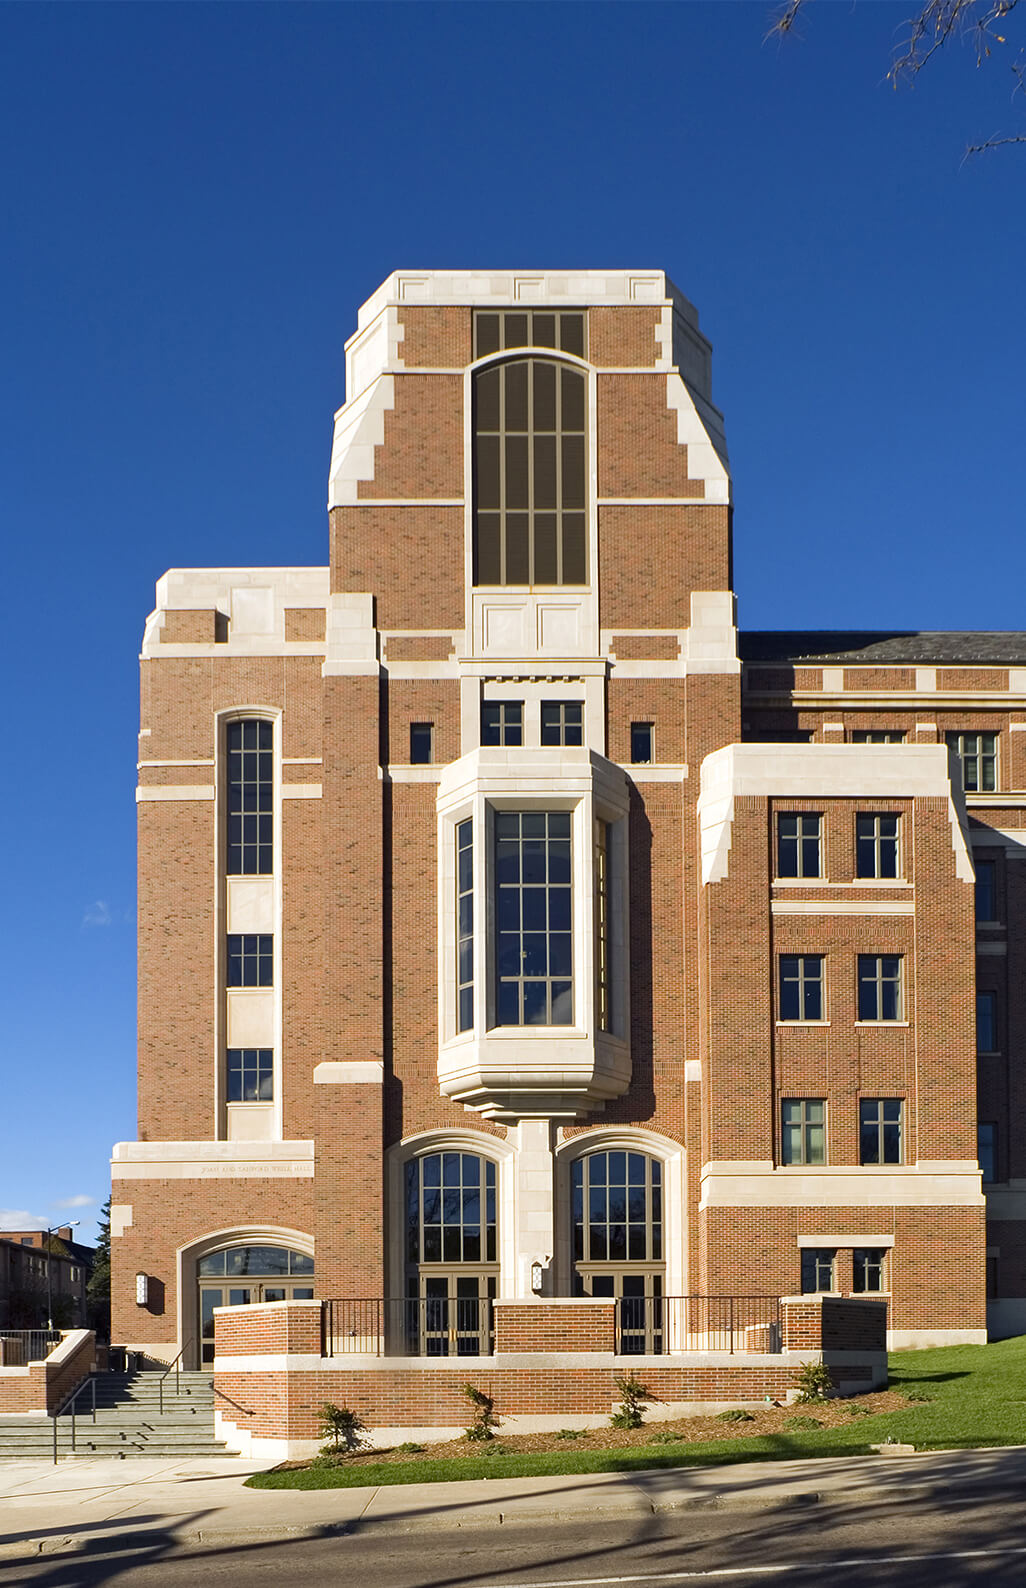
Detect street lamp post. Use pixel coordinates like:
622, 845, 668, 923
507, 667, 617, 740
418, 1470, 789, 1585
44, 1221, 79, 1332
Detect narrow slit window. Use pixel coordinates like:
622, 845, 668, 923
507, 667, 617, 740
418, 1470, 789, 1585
226, 720, 273, 876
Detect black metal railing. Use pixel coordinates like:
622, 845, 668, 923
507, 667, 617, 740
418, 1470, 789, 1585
322, 1297, 494, 1359
0, 1329, 61, 1367
614, 1295, 782, 1356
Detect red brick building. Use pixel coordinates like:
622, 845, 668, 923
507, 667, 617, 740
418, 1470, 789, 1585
112, 270, 1008, 1422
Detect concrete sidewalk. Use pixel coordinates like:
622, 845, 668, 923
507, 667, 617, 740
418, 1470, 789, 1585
1, 1446, 1023, 1558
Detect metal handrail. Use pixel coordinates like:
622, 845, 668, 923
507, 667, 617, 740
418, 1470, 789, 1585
158, 1340, 194, 1414
51, 1373, 96, 1464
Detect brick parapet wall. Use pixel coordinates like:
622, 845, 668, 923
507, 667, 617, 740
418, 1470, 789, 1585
0, 1330, 95, 1414
493, 1301, 615, 1353
214, 1302, 321, 1358
780, 1295, 887, 1353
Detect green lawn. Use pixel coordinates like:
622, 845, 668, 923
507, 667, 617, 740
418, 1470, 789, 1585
245, 1336, 1026, 1490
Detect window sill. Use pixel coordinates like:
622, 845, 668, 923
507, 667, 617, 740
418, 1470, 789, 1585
773, 877, 829, 887
776, 1021, 831, 1028
851, 878, 910, 888
854, 1021, 910, 1028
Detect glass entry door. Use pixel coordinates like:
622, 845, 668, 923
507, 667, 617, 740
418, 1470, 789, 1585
404, 1273, 496, 1356
196, 1243, 315, 1367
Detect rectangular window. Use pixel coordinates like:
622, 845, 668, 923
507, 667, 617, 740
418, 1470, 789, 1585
226, 720, 273, 875
474, 309, 586, 359
853, 1248, 886, 1293
227, 1048, 273, 1102
779, 955, 824, 1021
594, 819, 610, 1033
857, 955, 903, 1021
456, 820, 474, 1034
630, 722, 653, 764
978, 1122, 997, 1184
777, 814, 822, 879
781, 1099, 826, 1165
409, 722, 434, 764
494, 811, 572, 1026
859, 1098, 904, 1164
801, 1248, 835, 1293
855, 814, 900, 879
227, 934, 273, 988
481, 701, 523, 747
851, 731, 906, 744
541, 701, 583, 747
947, 732, 997, 792
975, 858, 997, 922
977, 990, 997, 1053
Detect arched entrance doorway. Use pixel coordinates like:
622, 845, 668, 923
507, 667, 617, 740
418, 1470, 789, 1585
196, 1243, 314, 1367
571, 1149, 664, 1352
404, 1150, 498, 1355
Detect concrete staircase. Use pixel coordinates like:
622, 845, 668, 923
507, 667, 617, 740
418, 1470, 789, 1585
0, 1371, 231, 1459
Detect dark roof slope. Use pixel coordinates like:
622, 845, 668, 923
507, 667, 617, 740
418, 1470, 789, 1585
740, 632, 1026, 665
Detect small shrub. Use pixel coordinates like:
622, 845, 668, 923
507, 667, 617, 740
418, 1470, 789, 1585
716, 1408, 754, 1423
462, 1382, 500, 1441
610, 1372, 650, 1430
904, 1388, 935, 1403
476, 1439, 510, 1457
395, 1441, 425, 1453
841, 1401, 872, 1417
793, 1360, 835, 1404
318, 1402, 366, 1454
308, 1452, 347, 1470
651, 1429, 686, 1444
555, 1427, 588, 1440
783, 1414, 822, 1431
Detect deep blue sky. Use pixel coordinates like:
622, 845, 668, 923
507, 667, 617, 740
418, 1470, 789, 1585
2, 2, 1023, 1241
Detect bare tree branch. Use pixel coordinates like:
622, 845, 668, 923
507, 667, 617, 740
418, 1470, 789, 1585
766, 0, 808, 43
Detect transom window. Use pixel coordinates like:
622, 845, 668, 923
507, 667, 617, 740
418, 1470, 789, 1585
857, 955, 903, 1021
778, 955, 824, 1022
859, 1098, 904, 1164
855, 814, 900, 879
481, 701, 523, 746
947, 732, 997, 792
474, 309, 586, 359
541, 701, 583, 747
495, 811, 572, 1026
781, 1099, 826, 1165
227, 1048, 273, 1102
197, 1245, 313, 1277
227, 934, 273, 988
405, 1153, 497, 1266
227, 719, 273, 875
473, 357, 587, 586
777, 814, 821, 878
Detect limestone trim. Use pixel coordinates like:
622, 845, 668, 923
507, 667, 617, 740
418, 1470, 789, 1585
142, 567, 328, 658
313, 1061, 384, 1084
796, 1234, 895, 1248
281, 785, 322, 800
771, 899, 915, 917
700, 1162, 984, 1209
109, 1204, 133, 1238
177, 1225, 315, 1370
111, 1141, 314, 1179
137, 787, 214, 802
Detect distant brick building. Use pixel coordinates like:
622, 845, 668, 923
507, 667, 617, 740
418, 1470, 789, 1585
112, 269, 1012, 1390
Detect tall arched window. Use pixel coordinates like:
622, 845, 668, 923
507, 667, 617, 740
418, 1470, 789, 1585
404, 1151, 498, 1355
571, 1150, 664, 1353
473, 358, 587, 587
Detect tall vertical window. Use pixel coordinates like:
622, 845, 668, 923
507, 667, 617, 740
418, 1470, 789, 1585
630, 723, 654, 765
801, 1248, 835, 1293
777, 814, 822, 878
595, 820, 610, 1032
977, 990, 997, 1053
473, 358, 587, 586
409, 722, 434, 764
227, 720, 273, 875
853, 1249, 886, 1292
855, 814, 900, 879
947, 732, 998, 792
857, 955, 903, 1021
781, 1099, 826, 1165
859, 1098, 904, 1164
495, 811, 572, 1025
978, 1122, 997, 1184
975, 858, 997, 922
456, 821, 474, 1033
778, 955, 824, 1021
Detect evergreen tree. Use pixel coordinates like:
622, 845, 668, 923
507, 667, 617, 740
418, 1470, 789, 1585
87, 1198, 111, 1339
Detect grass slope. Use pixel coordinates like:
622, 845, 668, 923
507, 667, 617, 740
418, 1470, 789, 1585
246, 1336, 1026, 1490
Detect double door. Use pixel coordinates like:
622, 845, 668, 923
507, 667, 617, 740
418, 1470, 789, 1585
403, 1272, 496, 1356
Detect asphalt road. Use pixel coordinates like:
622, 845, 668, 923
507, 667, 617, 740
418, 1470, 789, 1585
6, 1488, 1026, 1588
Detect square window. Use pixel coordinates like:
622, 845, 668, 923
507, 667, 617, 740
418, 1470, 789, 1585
977, 990, 997, 1053
481, 701, 523, 747
781, 1098, 826, 1165
410, 722, 434, 764
853, 1248, 886, 1293
801, 1248, 835, 1293
227, 934, 273, 988
855, 814, 900, 879
541, 701, 584, 747
947, 732, 998, 793
857, 955, 903, 1021
227, 1048, 274, 1103
630, 722, 653, 764
777, 814, 822, 879
975, 858, 997, 922
859, 1098, 904, 1164
779, 955, 824, 1021
978, 1122, 997, 1184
